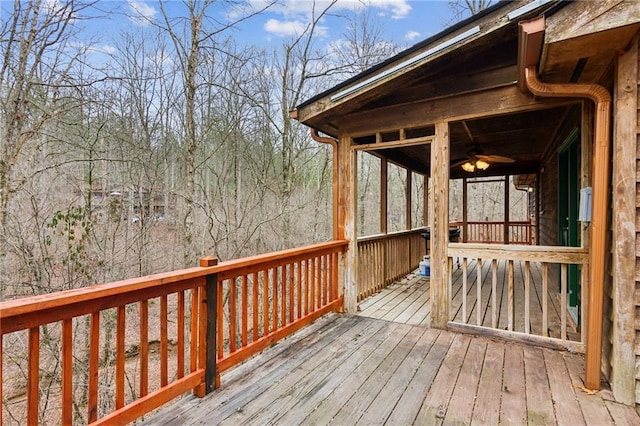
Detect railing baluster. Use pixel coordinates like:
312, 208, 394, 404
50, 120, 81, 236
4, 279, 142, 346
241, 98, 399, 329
262, 270, 269, 336
62, 319, 72, 426
524, 261, 531, 334
252, 272, 259, 342
89, 311, 100, 421
216, 282, 223, 359
230, 277, 237, 353
508, 260, 514, 331
476, 258, 482, 326
448, 257, 453, 320
288, 264, 294, 322
310, 258, 316, 311
561, 263, 568, 340
462, 258, 468, 323
116, 306, 125, 408
177, 292, 185, 379
139, 301, 148, 398
542, 262, 549, 337
491, 259, 497, 329
191, 288, 199, 372
296, 262, 302, 319
197, 279, 207, 392
28, 327, 39, 425
281, 265, 287, 324
161, 295, 168, 387
242, 275, 248, 347
272, 268, 278, 332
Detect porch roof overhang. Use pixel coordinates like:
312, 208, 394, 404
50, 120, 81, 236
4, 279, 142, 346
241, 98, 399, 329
293, 0, 640, 181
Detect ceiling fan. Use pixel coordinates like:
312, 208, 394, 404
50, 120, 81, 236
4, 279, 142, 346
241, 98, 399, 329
451, 145, 515, 172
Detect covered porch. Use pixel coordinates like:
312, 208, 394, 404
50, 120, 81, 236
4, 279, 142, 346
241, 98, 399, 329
293, 0, 640, 399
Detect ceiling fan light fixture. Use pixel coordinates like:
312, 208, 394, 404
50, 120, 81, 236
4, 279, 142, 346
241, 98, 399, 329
461, 159, 490, 172
476, 159, 490, 170
461, 161, 475, 172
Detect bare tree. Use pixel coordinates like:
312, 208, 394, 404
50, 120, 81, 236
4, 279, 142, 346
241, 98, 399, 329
448, 0, 495, 22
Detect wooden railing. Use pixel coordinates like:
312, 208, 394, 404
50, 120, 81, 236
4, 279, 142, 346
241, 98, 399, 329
356, 228, 426, 301
460, 220, 533, 244
0, 240, 347, 425
446, 243, 588, 351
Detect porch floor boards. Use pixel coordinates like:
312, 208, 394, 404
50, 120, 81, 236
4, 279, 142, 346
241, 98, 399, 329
358, 259, 580, 342
143, 313, 638, 425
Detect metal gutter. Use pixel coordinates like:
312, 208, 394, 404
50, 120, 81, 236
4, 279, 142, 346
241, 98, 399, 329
518, 16, 612, 391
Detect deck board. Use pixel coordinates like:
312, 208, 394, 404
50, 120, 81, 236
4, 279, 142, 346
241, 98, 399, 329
143, 316, 639, 426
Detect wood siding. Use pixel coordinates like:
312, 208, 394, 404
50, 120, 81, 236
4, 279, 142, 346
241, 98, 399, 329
630, 38, 640, 404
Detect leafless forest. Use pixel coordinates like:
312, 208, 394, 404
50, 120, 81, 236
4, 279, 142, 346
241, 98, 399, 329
1, 1, 523, 423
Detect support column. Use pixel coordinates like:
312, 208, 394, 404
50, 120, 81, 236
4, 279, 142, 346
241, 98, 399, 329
431, 121, 450, 328
610, 39, 637, 405
423, 175, 429, 228
381, 158, 388, 234
338, 135, 358, 313
406, 169, 412, 230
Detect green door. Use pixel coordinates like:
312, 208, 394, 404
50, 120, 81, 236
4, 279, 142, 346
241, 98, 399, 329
558, 131, 580, 322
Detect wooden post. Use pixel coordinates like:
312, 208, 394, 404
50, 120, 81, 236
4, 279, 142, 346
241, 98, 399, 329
406, 168, 412, 230
406, 169, 413, 272
610, 39, 637, 404
423, 174, 429, 228
431, 121, 450, 328
339, 135, 358, 313
462, 178, 468, 242
504, 175, 510, 244
380, 158, 388, 234
200, 256, 219, 394
535, 172, 541, 245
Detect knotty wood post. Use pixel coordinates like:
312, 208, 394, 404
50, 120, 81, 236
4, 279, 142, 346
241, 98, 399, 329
431, 121, 450, 328
610, 39, 637, 404
200, 256, 219, 394
339, 135, 358, 313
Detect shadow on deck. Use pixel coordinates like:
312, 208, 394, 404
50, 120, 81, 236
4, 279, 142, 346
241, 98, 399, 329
144, 312, 639, 425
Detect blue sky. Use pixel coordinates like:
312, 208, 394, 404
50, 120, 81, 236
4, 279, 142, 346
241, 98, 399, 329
68, 0, 460, 53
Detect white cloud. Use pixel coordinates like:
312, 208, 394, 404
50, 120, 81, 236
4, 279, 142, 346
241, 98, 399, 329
127, 0, 157, 26
264, 18, 327, 37
241, 0, 411, 20
404, 30, 421, 42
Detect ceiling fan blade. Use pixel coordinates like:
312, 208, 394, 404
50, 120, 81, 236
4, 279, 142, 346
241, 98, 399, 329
477, 154, 515, 164
450, 158, 468, 168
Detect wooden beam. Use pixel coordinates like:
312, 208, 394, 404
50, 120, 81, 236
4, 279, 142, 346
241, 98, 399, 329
338, 85, 576, 136
610, 38, 637, 405
431, 121, 450, 328
352, 136, 433, 151
338, 135, 358, 313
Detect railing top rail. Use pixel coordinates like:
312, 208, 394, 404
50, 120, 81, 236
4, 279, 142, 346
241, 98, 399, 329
447, 242, 587, 264
0, 240, 348, 325
452, 220, 533, 225
357, 227, 427, 243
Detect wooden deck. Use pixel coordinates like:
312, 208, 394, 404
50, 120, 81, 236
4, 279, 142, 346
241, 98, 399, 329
143, 313, 639, 425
